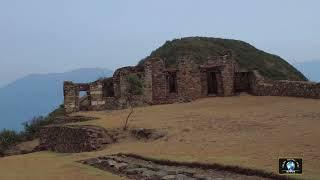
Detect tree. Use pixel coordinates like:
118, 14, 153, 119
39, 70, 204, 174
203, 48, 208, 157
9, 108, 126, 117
123, 75, 143, 130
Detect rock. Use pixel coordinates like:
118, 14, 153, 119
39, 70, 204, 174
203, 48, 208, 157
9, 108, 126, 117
126, 164, 140, 169
154, 170, 169, 178
193, 174, 214, 180
81, 155, 274, 180
124, 168, 149, 175
176, 174, 196, 180
83, 158, 101, 165
115, 162, 128, 170
106, 159, 117, 167
161, 175, 176, 180
141, 169, 158, 178
131, 128, 166, 140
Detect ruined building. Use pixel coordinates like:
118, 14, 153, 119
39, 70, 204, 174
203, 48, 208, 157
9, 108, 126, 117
63, 53, 320, 113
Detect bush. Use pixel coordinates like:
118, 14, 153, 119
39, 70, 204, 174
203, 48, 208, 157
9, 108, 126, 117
0, 105, 65, 156
22, 116, 51, 140
0, 129, 21, 155
22, 105, 65, 140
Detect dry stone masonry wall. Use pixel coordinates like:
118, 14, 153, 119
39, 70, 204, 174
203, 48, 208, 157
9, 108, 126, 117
63, 52, 320, 114
38, 125, 114, 153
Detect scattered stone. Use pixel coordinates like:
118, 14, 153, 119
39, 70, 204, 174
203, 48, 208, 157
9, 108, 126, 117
193, 174, 214, 180
81, 155, 274, 180
114, 162, 128, 170
176, 174, 195, 180
154, 170, 169, 178
82, 158, 101, 165
124, 168, 149, 175
141, 169, 158, 178
106, 159, 117, 167
161, 175, 176, 180
131, 128, 166, 140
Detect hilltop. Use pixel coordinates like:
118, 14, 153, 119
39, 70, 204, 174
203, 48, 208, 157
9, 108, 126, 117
140, 37, 307, 81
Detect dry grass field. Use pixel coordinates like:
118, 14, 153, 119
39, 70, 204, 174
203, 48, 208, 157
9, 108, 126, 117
0, 95, 319, 179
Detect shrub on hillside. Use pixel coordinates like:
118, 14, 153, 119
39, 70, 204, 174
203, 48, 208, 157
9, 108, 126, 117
22, 116, 51, 140
21, 105, 65, 140
0, 129, 21, 155
0, 105, 65, 156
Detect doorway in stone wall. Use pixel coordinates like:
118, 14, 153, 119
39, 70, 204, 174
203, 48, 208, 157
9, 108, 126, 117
79, 90, 91, 111
207, 72, 218, 95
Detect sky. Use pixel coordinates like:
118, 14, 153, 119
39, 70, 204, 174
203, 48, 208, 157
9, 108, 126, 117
0, 0, 319, 87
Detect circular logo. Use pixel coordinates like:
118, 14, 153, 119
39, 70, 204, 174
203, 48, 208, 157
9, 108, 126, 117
286, 161, 296, 171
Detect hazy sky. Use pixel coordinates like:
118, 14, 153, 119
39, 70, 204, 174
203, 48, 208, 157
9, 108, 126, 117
0, 0, 319, 87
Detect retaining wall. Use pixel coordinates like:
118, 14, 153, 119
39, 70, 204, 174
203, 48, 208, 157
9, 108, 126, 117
38, 125, 114, 153
250, 71, 320, 99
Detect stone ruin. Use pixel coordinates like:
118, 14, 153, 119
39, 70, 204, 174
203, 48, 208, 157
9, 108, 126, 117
37, 125, 115, 153
63, 52, 320, 113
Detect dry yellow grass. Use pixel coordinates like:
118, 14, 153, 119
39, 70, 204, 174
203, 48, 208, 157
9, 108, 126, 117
0, 152, 122, 180
1, 95, 319, 179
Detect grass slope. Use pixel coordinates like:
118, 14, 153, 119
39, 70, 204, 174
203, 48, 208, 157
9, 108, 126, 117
140, 37, 307, 81
75, 95, 320, 179
0, 152, 121, 180
1, 96, 319, 179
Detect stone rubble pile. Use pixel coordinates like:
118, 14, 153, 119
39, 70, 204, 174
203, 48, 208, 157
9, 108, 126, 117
81, 155, 272, 180
130, 128, 166, 140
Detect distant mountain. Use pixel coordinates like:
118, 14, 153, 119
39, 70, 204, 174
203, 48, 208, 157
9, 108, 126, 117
0, 68, 113, 130
293, 61, 320, 82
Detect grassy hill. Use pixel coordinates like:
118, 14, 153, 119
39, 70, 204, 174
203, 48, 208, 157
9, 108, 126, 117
140, 37, 307, 81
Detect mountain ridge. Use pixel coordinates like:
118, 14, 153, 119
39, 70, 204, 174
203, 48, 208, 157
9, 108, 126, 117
0, 68, 113, 130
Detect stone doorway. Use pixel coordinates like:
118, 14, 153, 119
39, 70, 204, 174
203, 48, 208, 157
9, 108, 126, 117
207, 72, 218, 95
79, 90, 91, 111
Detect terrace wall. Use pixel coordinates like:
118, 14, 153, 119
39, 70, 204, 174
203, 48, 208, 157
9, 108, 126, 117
249, 70, 320, 99
38, 125, 114, 153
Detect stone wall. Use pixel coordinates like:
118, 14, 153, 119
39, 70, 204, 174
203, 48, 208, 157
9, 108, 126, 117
249, 70, 320, 99
63, 80, 106, 113
63, 81, 80, 113
177, 56, 202, 101
63, 52, 320, 114
150, 58, 168, 104
64, 53, 242, 113
200, 55, 237, 96
38, 125, 114, 153
113, 66, 147, 108
234, 72, 250, 92
90, 81, 105, 111
143, 60, 153, 104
